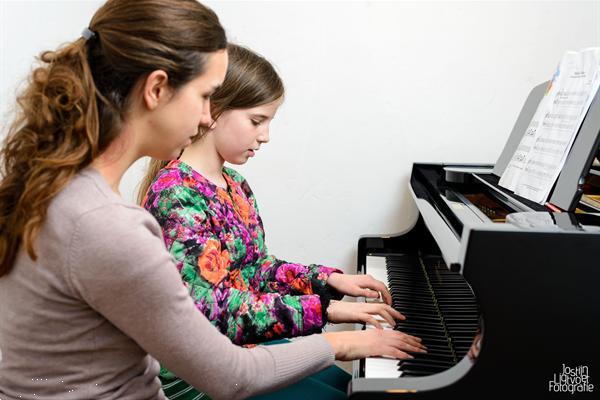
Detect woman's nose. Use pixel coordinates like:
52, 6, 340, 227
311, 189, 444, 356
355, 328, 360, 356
198, 101, 213, 127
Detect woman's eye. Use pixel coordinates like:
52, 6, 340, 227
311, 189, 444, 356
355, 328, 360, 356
251, 120, 261, 126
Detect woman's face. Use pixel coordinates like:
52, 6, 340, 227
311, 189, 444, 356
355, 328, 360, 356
212, 98, 282, 165
144, 49, 228, 160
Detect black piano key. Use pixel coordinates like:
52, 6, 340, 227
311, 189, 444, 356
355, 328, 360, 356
400, 358, 456, 369
361, 253, 481, 379
399, 364, 449, 374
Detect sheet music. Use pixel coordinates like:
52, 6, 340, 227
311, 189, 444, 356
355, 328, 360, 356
499, 48, 600, 204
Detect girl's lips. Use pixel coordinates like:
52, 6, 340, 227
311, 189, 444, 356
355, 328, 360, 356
247, 149, 255, 157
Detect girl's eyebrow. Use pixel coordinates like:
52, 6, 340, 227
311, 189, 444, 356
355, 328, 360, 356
250, 114, 270, 120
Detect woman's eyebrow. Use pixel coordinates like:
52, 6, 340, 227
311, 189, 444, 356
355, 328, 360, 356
206, 84, 221, 94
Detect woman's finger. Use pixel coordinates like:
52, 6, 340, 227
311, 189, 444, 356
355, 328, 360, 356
395, 331, 425, 349
381, 346, 413, 360
398, 331, 422, 343
385, 332, 427, 353
403, 336, 426, 350
397, 340, 427, 354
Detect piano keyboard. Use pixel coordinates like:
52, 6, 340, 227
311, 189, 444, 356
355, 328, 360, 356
363, 254, 479, 378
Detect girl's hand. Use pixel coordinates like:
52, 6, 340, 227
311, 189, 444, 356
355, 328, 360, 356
326, 273, 392, 305
322, 329, 426, 361
326, 300, 404, 328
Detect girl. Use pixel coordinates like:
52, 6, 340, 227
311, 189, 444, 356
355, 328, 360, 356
0, 1, 424, 400
140, 44, 424, 399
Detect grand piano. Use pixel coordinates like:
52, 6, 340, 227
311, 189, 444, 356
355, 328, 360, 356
348, 81, 600, 398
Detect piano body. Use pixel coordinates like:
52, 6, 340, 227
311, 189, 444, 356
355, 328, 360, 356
349, 82, 600, 398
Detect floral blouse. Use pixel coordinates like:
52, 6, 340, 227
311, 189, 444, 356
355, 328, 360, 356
143, 160, 342, 346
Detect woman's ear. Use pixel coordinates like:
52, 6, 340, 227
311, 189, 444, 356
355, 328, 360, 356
142, 70, 172, 110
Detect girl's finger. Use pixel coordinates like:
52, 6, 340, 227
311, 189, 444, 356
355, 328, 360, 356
379, 286, 392, 305
387, 306, 405, 321
362, 277, 392, 304
364, 314, 382, 329
375, 308, 396, 327
362, 288, 380, 299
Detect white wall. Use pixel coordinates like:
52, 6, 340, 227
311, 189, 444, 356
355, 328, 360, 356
1, 0, 599, 273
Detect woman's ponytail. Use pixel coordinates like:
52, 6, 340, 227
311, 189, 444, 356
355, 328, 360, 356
0, 38, 100, 275
0, 0, 227, 277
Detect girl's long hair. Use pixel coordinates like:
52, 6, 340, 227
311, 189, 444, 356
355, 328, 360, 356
0, 0, 227, 277
138, 43, 285, 205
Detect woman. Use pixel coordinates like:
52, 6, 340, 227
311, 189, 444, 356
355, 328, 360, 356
0, 1, 423, 399
140, 44, 424, 399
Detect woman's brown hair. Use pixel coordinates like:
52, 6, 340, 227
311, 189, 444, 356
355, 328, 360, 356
0, 0, 227, 277
137, 43, 285, 205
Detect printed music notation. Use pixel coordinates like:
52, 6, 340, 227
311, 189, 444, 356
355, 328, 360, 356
499, 47, 600, 204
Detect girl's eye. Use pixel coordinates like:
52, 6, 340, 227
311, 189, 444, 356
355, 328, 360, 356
203, 94, 211, 100
251, 120, 261, 126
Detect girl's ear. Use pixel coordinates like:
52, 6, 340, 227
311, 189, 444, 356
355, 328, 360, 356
142, 70, 172, 110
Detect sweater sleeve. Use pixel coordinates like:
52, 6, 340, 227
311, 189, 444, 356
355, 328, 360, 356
66, 203, 334, 400
253, 256, 344, 303
234, 176, 344, 301
147, 186, 329, 344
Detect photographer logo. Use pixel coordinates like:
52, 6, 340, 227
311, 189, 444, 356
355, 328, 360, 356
548, 364, 593, 394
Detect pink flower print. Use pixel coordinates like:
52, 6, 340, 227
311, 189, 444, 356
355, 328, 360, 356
153, 172, 182, 192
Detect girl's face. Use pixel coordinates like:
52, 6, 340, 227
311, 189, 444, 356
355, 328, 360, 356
212, 98, 282, 165
143, 49, 228, 160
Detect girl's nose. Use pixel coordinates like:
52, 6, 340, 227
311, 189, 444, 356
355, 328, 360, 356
258, 127, 270, 144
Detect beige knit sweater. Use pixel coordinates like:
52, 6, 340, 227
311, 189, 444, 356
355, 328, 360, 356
0, 167, 334, 400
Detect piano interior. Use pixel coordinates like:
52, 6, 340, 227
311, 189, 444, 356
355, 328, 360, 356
579, 161, 600, 212
461, 192, 510, 222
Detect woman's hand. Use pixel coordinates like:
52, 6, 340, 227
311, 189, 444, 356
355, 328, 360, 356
322, 329, 426, 361
326, 273, 392, 305
467, 332, 482, 360
326, 300, 404, 328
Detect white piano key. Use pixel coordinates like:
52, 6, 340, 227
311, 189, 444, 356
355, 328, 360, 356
363, 257, 406, 379
365, 256, 389, 303
365, 357, 401, 378
365, 255, 388, 284
365, 322, 393, 330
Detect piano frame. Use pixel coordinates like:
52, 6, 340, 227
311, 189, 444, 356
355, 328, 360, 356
349, 78, 600, 398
